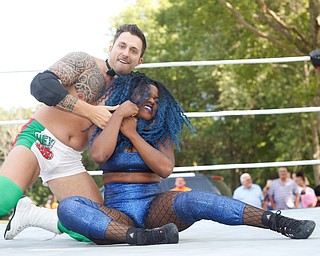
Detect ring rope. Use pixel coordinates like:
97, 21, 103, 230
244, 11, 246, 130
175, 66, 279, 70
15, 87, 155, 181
185, 106, 320, 117
0, 55, 311, 74
2, 106, 320, 126
87, 159, 320, 176
138, 56, 311, 68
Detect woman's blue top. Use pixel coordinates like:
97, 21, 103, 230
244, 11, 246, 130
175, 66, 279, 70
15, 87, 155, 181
100, 151, 153, 174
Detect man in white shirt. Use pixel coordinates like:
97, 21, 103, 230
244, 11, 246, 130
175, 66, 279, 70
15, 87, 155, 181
233, 173, 264, 209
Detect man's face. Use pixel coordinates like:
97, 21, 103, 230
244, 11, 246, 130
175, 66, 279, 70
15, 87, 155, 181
278, 168, 288, 179
108, 32, 143, 75
242, 176, 252, 189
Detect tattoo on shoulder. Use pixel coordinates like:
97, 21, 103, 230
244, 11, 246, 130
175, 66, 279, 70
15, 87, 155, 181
75, 70, 106, 104
57, 94, 77, 112
49, 52, 106, 104
48, 52, 98, 87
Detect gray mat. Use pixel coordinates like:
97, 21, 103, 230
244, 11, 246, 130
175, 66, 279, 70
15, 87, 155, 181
1, 208, 319, 256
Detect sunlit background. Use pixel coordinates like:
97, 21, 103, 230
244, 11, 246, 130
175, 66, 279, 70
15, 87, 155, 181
0, 0, 134, 109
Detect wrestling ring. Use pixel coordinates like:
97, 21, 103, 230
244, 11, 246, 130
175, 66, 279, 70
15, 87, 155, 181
1, 55, 320, 255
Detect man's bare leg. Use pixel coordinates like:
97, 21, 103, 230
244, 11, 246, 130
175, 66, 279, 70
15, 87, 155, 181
48, 172, 103, 203
4, 172, 103, 240
0, 146, 40, 216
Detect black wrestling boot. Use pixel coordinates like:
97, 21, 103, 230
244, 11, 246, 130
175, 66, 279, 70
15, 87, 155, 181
126, 223, 179, 245
262, 210, 316, 239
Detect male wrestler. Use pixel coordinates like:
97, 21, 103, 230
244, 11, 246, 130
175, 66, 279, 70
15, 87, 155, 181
1, 24, 178, 245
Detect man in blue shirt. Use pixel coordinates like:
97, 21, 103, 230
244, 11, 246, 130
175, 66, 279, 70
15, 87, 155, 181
233, 173, 264, 209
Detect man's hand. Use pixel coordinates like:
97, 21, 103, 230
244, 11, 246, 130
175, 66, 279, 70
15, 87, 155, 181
116, 100, 139, 118
88, 105, 119, 129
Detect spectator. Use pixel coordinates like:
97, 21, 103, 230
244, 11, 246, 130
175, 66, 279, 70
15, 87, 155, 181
262, 179, 273, 210
233, 173, 264, 209
170, 177, 192, 192
295, 172, 317, 208
292, 171, 310, 186
268, 167, 300, 210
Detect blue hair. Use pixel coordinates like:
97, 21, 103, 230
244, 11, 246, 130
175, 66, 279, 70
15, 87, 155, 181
91, 72, 195, 152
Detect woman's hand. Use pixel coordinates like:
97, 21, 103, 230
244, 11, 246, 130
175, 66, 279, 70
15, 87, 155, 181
89, 101, 137, 164
120, 117, 138, 138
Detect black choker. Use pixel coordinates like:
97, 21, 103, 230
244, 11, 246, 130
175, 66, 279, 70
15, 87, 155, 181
105, 59, 116, 77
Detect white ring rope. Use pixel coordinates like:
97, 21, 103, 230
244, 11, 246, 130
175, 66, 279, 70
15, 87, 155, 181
138, 56, 311, 68
87, 160, 320, 176
2, 106, 320, 126
185, 107, 320, 117
0, 55, 311, 74
0, 120, 30, 126
172, 160, 320, 172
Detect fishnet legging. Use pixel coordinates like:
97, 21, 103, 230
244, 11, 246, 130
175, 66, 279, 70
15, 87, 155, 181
242, 204, 268, 228
146, 193, 268, 230
145, 191, 191, 231
91, 204, 135, 245
91, 193, 268, 244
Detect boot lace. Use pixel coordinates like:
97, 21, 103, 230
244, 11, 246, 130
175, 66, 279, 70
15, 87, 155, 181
271, 211, 301, 238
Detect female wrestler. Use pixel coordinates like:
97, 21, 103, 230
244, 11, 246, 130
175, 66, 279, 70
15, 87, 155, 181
58, 72, 194, 245
57, 72, 315, 245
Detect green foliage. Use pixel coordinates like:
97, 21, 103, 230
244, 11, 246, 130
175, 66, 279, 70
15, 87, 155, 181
2, 0, 320, 201
109, 0, 320, 189
25, 178, 52, 206
0, 108, 33, 163
82, 149, 103, 188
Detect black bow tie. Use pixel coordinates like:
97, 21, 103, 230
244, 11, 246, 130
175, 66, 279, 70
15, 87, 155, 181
105, 59, 117, 77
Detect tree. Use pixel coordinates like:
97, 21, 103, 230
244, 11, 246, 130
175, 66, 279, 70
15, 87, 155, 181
219, 0, 320, 185
110, 0, 320, 189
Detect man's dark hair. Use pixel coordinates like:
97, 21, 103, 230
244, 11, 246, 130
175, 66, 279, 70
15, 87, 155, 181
113, 24, 147, 57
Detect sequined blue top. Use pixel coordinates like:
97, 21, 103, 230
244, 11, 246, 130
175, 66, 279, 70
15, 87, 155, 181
100, 151, 153, 173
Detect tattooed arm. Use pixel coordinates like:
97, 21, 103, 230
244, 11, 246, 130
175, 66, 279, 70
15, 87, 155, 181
46, 52, 116, 128
48, 52, 104, 109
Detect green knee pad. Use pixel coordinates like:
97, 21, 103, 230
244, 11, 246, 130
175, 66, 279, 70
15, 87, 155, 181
0, 176, 23, 216
58, 221, 92, 242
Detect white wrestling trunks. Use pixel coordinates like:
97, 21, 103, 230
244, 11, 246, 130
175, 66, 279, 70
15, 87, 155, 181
12, 118, 86, 186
